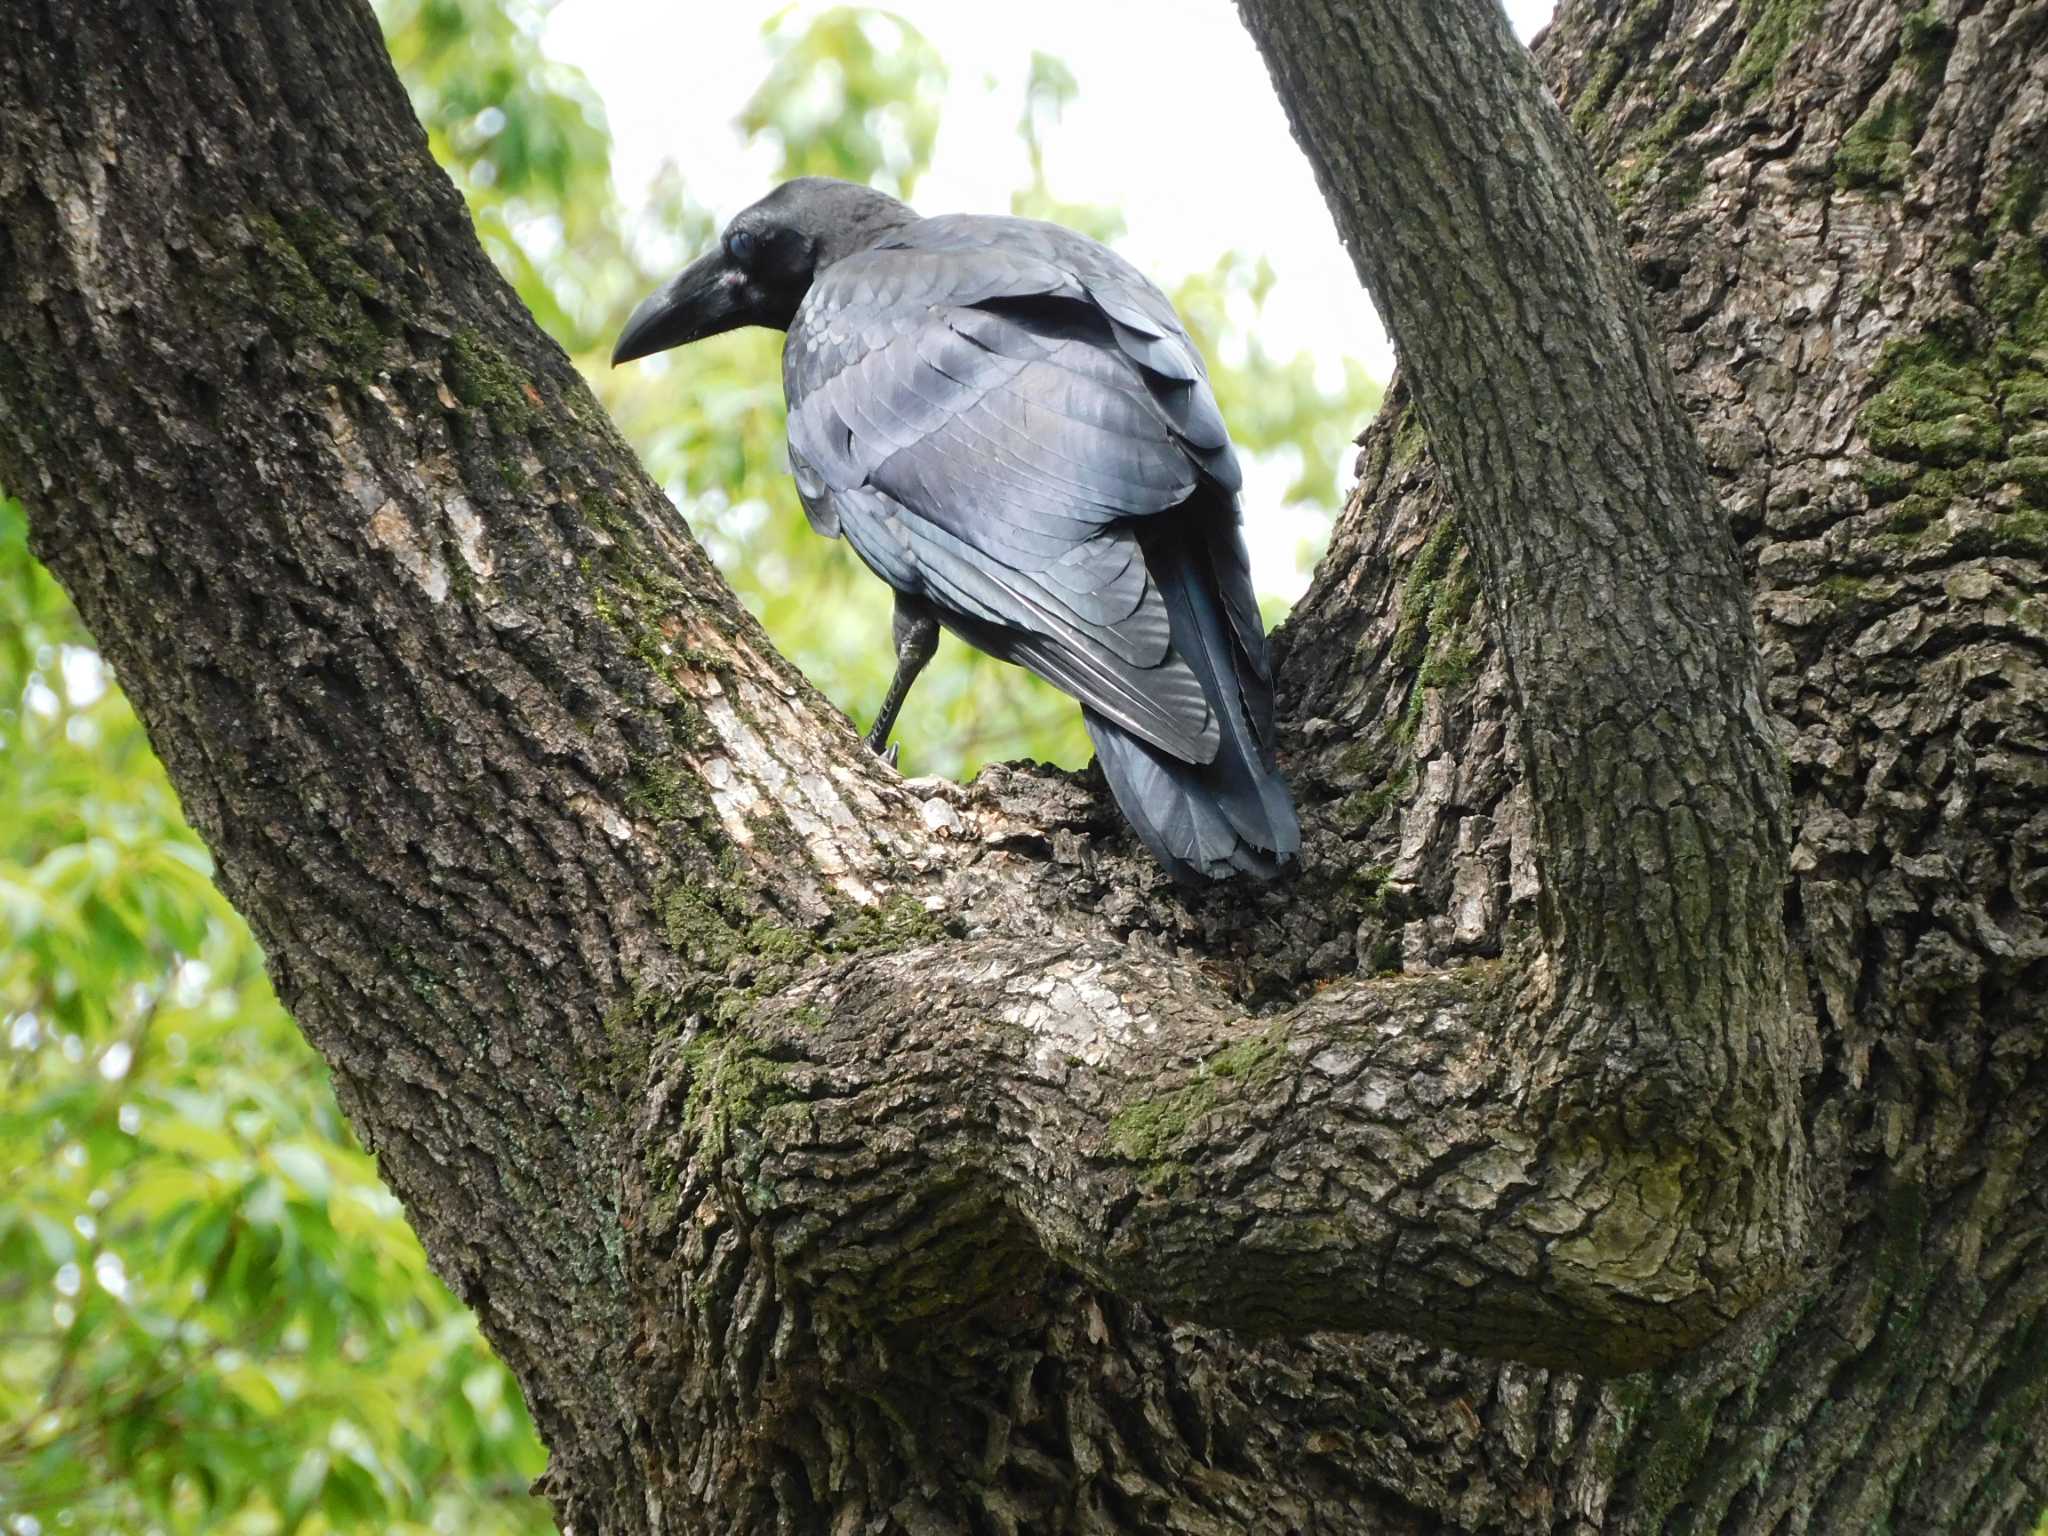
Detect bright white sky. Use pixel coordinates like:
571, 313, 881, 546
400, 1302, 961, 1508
546, 0, 1558, 590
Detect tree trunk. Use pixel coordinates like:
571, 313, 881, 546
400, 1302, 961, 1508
0, 0, 2040, 1533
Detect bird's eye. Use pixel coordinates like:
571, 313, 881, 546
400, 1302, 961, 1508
727, 229, 758, 267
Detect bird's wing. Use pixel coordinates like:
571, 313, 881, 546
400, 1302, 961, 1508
783, 219, 1258, 762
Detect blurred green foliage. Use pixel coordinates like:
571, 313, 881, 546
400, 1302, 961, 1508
0, 501, 548, 1534
589, 8, 1377, 779
741, 9, 945, 198
2, 5, 1376, 1533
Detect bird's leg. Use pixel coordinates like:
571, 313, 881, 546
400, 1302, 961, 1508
864, 595, 940, 766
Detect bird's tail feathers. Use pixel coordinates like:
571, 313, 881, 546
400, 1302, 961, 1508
1085, 710, 1296, 882
1085, 517, 1299, 883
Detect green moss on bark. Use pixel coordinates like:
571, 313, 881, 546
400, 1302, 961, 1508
1856, 229, 2048, 538
1731, 0, 1820, 96
1859, 339, 2002, 465
1109, 1027, 1291, 1163
1571, 49, 1629, 134
822, 890, 951, 955
678, 1025, 799, 1157
243, 211, 389, 383
1396, 525, 1481, 732
1612, 89, 1712, 207
1626, 1383, 1721, 1527
1833, 8, 1955, 190
446, 327, 541, 433
1816, 574, 1887, 616
1391, 405, 1430, 467
1338, 769, 1413, 833
1570, 0, 1669, 132
624, 758, 712, 824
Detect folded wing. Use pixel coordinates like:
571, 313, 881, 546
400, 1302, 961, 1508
784, 215, 1268, 769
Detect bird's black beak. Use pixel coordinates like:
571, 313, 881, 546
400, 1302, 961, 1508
611, 248, 750, 367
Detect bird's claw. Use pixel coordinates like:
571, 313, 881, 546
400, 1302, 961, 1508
881, 742, 900, 769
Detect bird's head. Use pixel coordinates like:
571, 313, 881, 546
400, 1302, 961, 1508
611, 177, 916, 366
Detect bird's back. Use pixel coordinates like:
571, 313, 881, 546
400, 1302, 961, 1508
783, 213, 1300, 881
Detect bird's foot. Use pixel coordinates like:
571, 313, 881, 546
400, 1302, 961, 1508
863, 728, 901, 769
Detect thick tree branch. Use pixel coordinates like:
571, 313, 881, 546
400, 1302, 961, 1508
1236, 0, 1802, 1121
653, 934, 1803, 1375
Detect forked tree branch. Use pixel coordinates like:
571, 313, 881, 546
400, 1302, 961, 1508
0, 1, 1808, 1486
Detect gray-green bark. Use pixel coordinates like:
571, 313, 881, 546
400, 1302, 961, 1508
0, 0, 2041, 1531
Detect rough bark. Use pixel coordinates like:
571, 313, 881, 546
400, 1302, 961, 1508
1250, 0, 2048, 1528
0, 2, 2039, 1535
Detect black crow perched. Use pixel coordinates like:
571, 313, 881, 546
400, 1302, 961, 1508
613, 177, 1300, 883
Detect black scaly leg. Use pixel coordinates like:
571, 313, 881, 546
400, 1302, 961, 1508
864, 593, 940, 766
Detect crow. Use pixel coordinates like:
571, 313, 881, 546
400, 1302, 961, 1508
613, 176, 1300, 883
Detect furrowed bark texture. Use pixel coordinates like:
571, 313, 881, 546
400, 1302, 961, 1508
0, 1, 2039, 1534
1244, 0, 2048, 1529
